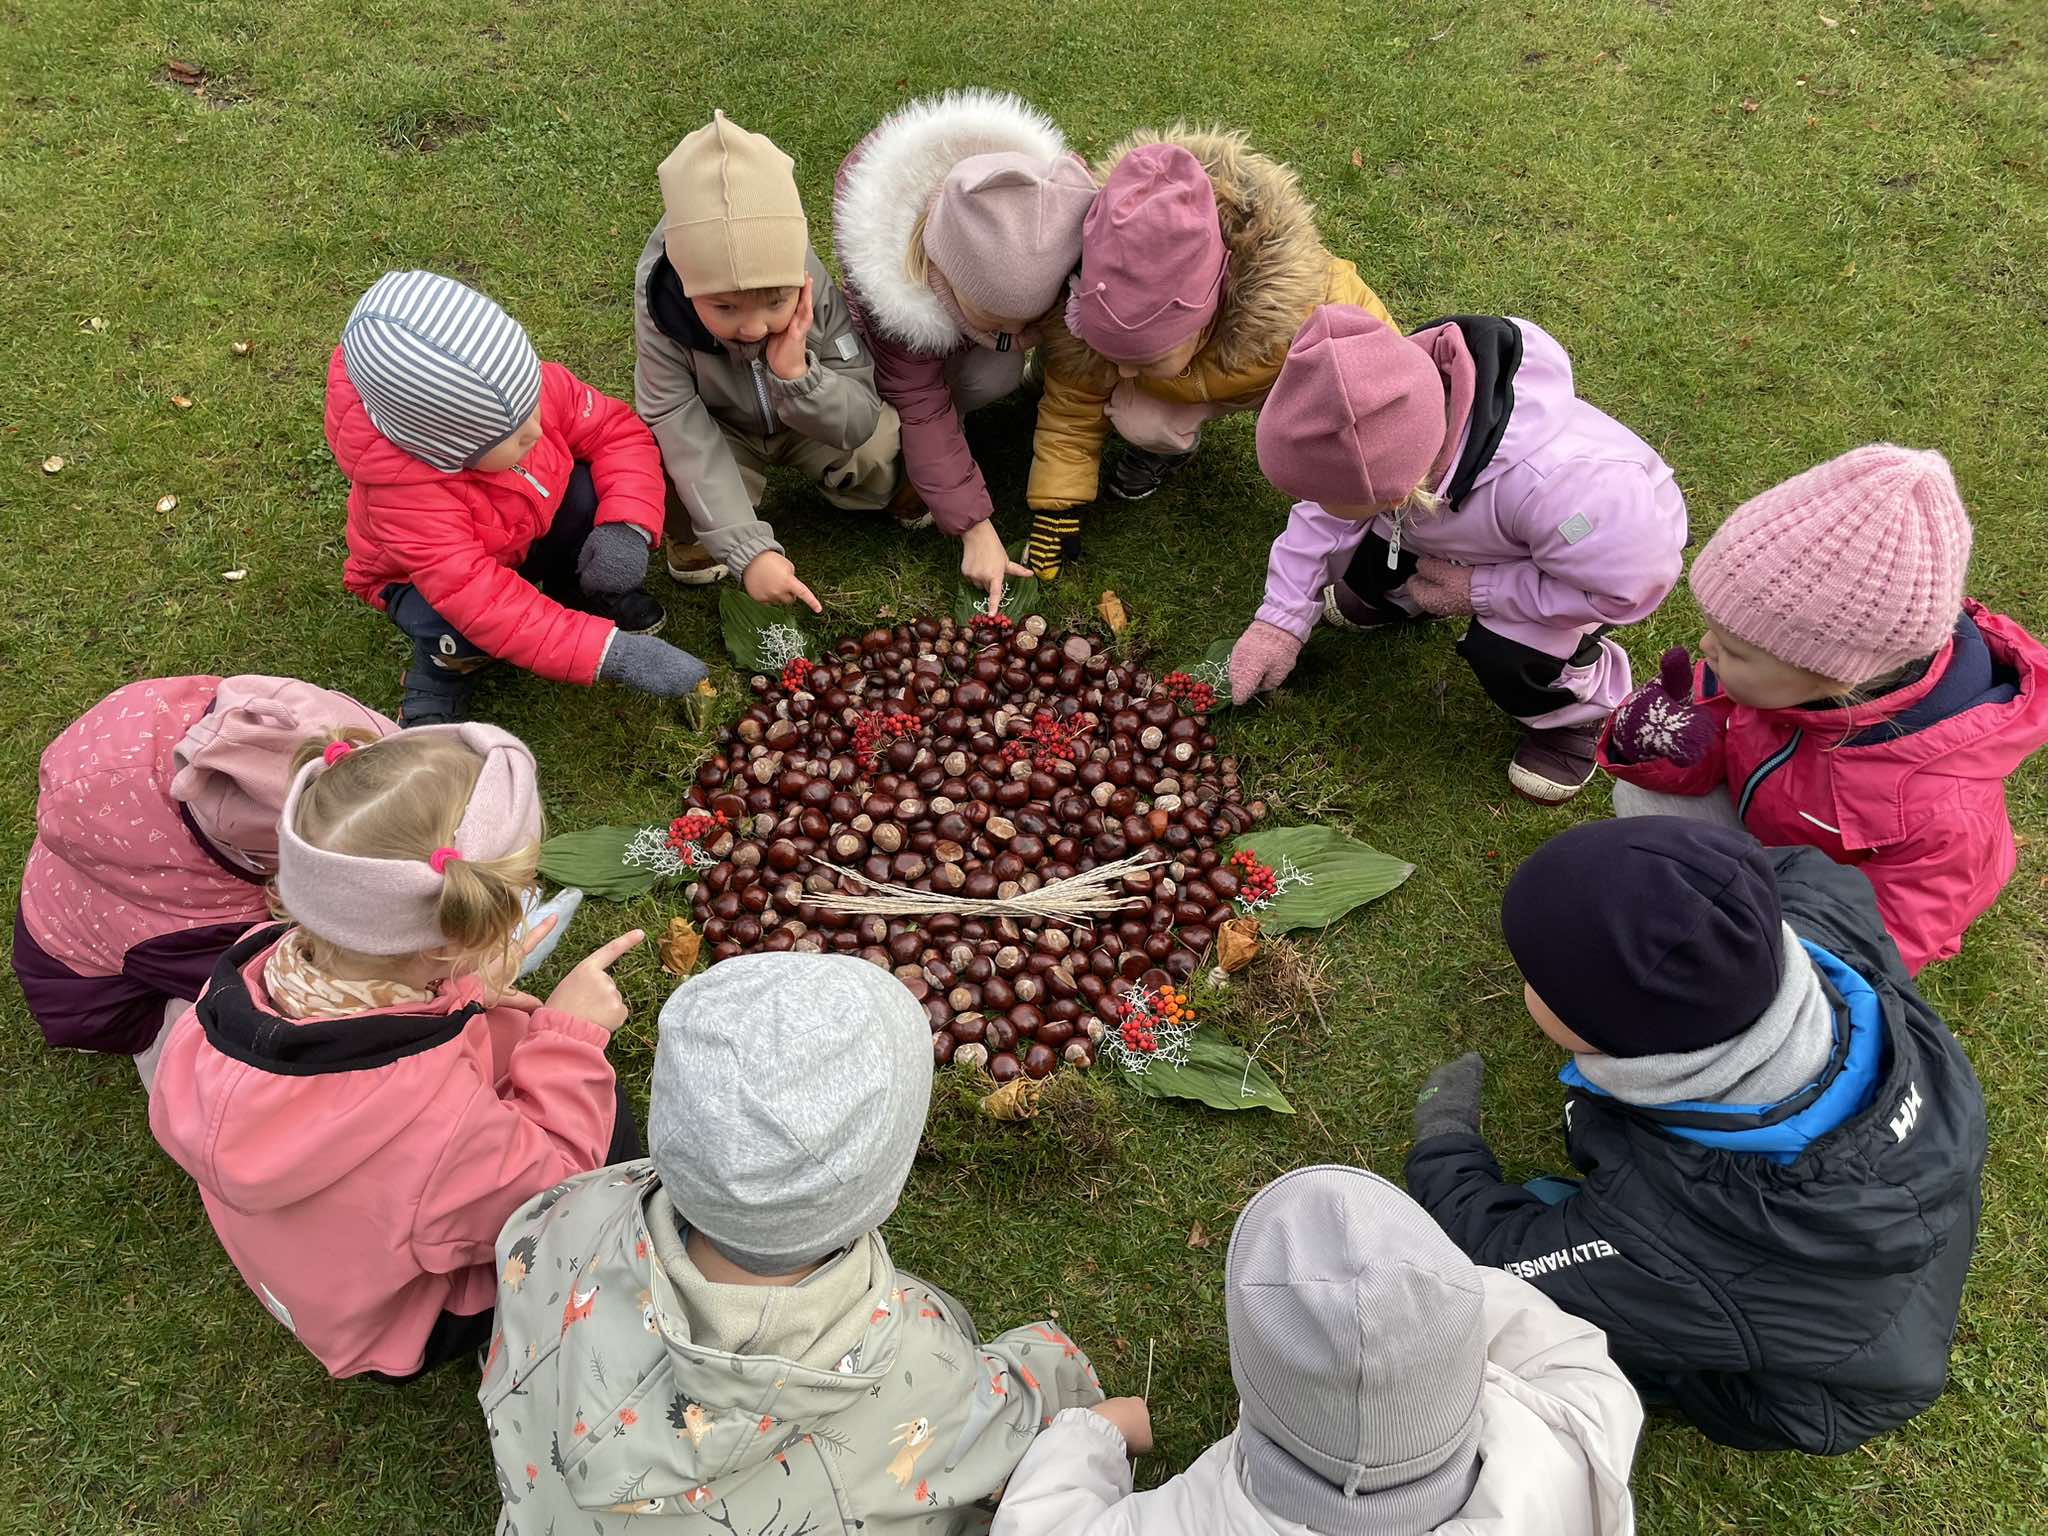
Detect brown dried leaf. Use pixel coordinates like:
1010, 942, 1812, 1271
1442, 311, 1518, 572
1742, 98, 1761, 113
1186, 1221, 1213, 1249
981, 1075, 1046, 1121
1350, 147, 1363, 169
170, 394, 194, 409
1097, 590, 1129, 634
658, 916, 703, 977
1216, 916, 1261, 975
166, 59, 207, 87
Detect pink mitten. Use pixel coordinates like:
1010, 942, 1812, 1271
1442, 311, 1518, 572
1403, 556, 1477, 617
1229, 620, 1304, 705
1607, 646, 1715, 766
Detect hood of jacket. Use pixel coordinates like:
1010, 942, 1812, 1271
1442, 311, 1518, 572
153, 924, 492, 1213
644, 237, 725, 356
834, 89, 1068, 354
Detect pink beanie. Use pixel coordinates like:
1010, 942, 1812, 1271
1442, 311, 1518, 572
1691, 444, 1973, 682
923, 151, 1097, 325
1068, 144, 1228, 364
170, 677, 397, 871
275, 723, 542, 956
1255, 307, 1448, 507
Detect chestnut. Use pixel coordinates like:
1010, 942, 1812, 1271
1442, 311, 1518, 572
988, 1051, 1023, 1084
1021, 1042, 1057, 1079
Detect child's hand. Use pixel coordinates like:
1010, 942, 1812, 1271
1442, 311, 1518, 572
576, 523, 653, 596
1403, 556, 1476, 617
598, 634, 709, 697
1229, 619, 1303, 704
764, 275, 815, 383
1413, 1052, 1485, 1144
544, 929, 645, 1034
743, 551, 823, 614
1091, 1398, 1153, 1456
960, 520, 1032, 616
1607, 646, 1714, 767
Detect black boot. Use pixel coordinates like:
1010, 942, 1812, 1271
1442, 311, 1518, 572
570, 587, 667, 635
1107, 445, 1195, 501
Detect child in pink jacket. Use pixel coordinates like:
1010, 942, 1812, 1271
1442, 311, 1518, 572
1601, 445, 2048, 972
148, 723, 644, 1381
1232, 307, 1688, 803
13, 675, 393, 1079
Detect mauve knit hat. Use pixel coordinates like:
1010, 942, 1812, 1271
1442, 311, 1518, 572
649, 953, 933, 1275
1228, 1166, 1485, 1533
275, 723, 542, 956
1255, 307, 1448, 508
1502, 817, 1784, 1058
340, 271, 542, 473
922, 151, 1097, 325
1690, 444, 1973, 683
1067, 143, 1227, 364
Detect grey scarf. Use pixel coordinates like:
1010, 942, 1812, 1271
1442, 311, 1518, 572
1575, 924, 1834, 1107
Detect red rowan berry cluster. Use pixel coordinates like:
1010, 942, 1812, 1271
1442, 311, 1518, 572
1161, 670, 1217, 714
779, 656, 814, 694
1229, 848, 1279, 905
852, 709, 920, 767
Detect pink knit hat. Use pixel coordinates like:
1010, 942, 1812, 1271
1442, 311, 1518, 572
1690, 444, 1973, 682
923, 151, 1097, 325
1067, 143, 1228, 364
170, 676, 397, 872
275, 723, 542, 956
1255, 307, 1449, 507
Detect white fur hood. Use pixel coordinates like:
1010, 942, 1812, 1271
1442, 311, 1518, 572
833, 89, 1068, 352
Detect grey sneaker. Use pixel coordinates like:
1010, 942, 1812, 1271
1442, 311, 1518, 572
1507, 723, 1602, 804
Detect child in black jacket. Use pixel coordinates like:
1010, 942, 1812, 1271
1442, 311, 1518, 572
1406, 816, 1986, 1455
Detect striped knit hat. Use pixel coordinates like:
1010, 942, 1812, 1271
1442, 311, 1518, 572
1228, 1166, 1484, 1533
340, 271, 542, 473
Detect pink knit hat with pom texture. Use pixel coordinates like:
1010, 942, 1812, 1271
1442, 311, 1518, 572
1690, 444, 1972, 682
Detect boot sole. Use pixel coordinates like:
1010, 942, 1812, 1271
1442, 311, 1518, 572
1507, 761, 1594, 804
665, 561, 728, 585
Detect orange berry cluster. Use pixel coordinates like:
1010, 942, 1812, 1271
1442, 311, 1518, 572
1114, 983, 1193, 1054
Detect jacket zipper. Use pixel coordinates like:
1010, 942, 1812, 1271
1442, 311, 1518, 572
749, 359, 775, 435
514, 465, 552, 499
1737, 728, 1804, 821
1387, 506, 1405, 568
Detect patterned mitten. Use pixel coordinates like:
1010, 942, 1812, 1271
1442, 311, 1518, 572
1227, 620, 1304, 705
1026, 510, 1083, 581
1606, 646, 1715, 767
576, 523, 653, 596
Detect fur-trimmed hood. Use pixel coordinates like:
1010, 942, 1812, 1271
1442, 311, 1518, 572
834, 90, 1069, 353
1048, 125, 1333, 384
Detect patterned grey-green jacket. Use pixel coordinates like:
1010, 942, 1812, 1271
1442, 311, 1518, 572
481, 1162, 1104, 1536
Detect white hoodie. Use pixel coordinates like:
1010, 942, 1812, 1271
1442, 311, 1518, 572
991, 1269, 1641, 1536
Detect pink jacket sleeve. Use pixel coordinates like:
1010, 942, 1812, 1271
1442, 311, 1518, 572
546, 364, 665, 544
871, 329, 994, 537
1255, 501, 1373, 641
409, 1006, 617, 1276
1470, 459, 1685, 633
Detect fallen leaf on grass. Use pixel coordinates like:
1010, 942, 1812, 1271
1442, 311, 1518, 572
1819, 11, 1839, 25
657, 917, 702, 977
230, 339, 253, 356
982, 1075, 1045, 1121
41, 455, 64, 474
1742, 98, 1761, 113
1097, 590, 1129, 634
1215, 917, 1260, 976
170, 394, 193, 409
155, 494, 178, 513
166, 59, 207, 87
1186, 1222, 1212, 1249
81, 316, 107, 335
221, 569, 246, 581
1350, 147, 1363, 168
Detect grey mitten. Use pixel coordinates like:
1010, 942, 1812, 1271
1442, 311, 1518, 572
598, 632, 709, 697
576, 522, 652, 596
1413, 1051, 1485, 1144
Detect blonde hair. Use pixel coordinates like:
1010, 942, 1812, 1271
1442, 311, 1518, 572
903, 205, 932, 287
1398, 482, 1447, 521
280, 730, 540, 984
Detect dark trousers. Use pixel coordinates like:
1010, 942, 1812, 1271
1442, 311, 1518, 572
383, 462, 602, 721
1339, 530, 1610, 724
367, 1078, 644, 1385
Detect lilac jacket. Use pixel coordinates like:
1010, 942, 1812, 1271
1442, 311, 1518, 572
1257, 318, 1687, 657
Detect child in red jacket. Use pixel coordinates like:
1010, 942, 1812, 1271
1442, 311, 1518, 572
326, 270, 707, 724
1601, 444, 2048, 972
148, 723, 645, 1380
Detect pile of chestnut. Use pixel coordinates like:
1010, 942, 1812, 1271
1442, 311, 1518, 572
684, 614, 1262, 1083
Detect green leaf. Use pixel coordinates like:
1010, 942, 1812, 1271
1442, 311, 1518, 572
719, 584, 809, 673
1125, 1026, 1294, 1114
953, 546, 1046, 625
537, 826, 665, 901
1225, 823, 1414, 934
1186, 635, 1236, 710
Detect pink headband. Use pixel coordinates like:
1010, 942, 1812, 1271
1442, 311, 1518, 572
275, 722, 542, 955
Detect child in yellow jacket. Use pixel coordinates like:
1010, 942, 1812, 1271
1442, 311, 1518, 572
1025, 127, 1393, 577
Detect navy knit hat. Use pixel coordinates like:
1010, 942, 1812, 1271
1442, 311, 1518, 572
340, 271, 542, 472
1501, 817, 1784, 1057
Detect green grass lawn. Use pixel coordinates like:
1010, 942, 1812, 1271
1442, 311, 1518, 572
4, 0, 2047, 1528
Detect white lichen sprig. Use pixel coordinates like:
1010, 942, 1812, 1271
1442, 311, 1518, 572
622, 824, 718, 878
1238, 854, 1315, 913
755, 623, 809, 675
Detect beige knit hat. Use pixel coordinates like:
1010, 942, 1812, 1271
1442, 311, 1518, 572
659, 111, 808, 296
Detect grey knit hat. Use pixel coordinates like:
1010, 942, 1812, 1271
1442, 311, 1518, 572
1226, 1166, 1486, 1534
339, 270, 542, 472
649, 953, 934, 1275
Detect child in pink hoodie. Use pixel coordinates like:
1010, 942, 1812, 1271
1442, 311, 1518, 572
13, 675, 393, 1080
148, 723, 644, 1381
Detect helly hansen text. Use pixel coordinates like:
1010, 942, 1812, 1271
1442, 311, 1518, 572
1503, 1240, 1620, 1281
1890, 1082, 1924, 1143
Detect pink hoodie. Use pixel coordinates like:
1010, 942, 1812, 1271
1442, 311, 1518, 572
147, 926, 618, 1379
